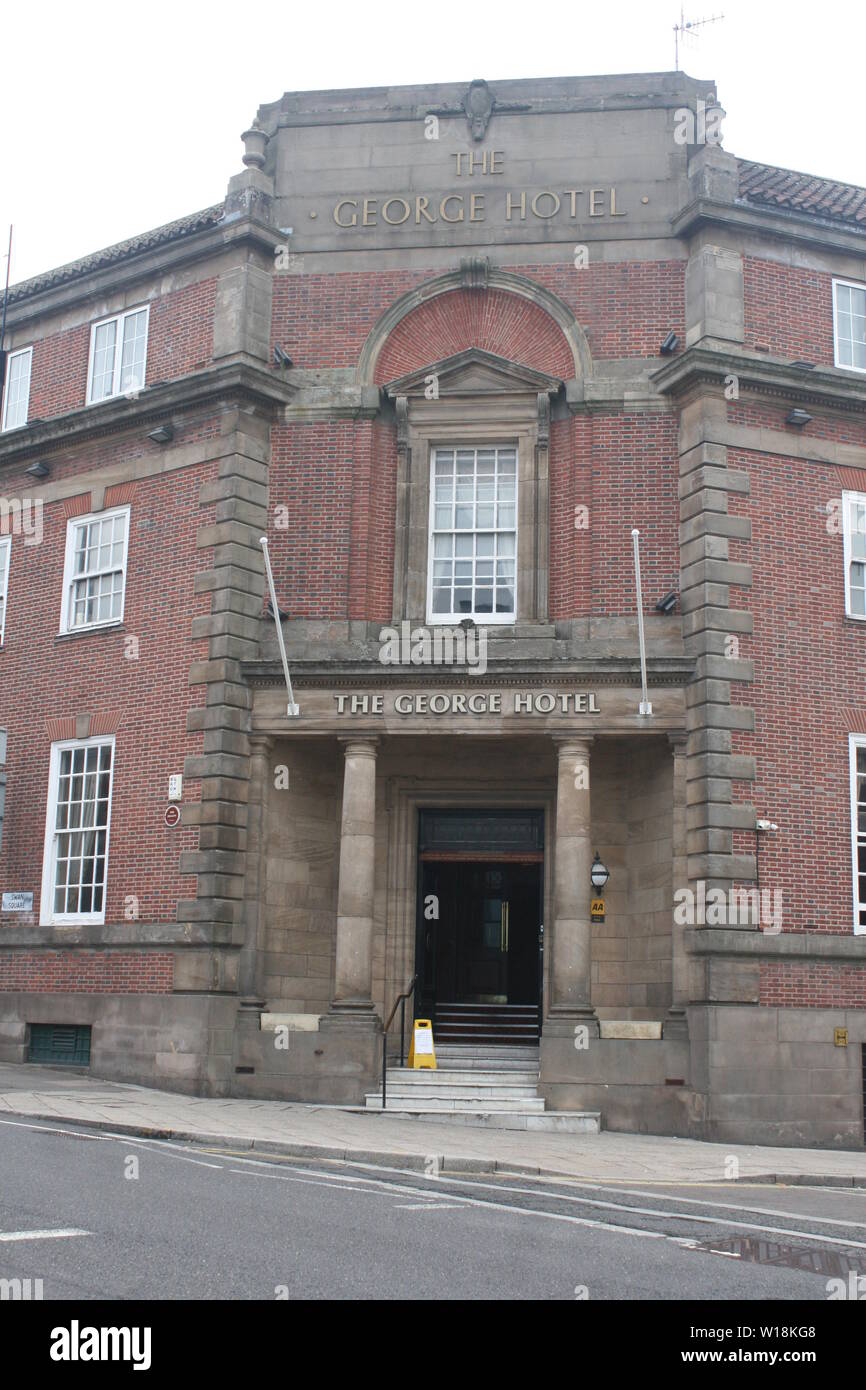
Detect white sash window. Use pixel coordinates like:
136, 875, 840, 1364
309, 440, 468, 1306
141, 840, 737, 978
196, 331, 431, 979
834, 280, 866, 374
849, 736, 866, 934
1, 347, 32, 431
40, 738, 115, 925
60, 506, 130, 634
428, 445, 517, 623
842, 492, 866, 618
87, 306, 149, 403
0, 537, 9, 645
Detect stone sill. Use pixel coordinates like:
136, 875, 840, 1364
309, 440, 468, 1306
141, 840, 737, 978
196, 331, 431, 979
685, 927, 866, 962
599, 1020, 663, 1040
261, 1012, 320, 1033
0, 922, 240, 948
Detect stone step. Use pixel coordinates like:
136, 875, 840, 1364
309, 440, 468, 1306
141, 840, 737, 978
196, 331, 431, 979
366, 1094, 547, 1112
382, 1068, 540, 1085
434, 1034, 540, 1047
364, 1107, 601, 1133
432, 1047, 540, 1069
435, 1006, 540, 1018
377, 1085, 540, 1101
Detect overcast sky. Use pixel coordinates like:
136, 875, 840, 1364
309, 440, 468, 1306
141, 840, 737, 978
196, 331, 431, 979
2, 0, 864, 288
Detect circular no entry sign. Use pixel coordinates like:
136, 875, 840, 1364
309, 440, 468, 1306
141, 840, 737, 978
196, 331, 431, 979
164, 805, 181, 828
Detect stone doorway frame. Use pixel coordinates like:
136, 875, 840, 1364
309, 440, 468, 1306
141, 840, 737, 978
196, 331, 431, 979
382, 774, 556, 1027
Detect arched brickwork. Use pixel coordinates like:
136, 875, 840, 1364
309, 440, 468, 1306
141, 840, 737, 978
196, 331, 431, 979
373, 287, 575, 384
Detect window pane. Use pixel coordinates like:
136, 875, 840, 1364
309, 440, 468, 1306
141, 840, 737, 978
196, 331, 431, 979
428, 445, 517, 620
90, 321, 118, 401
837, 284, 866, 371
2, 349, 32, 431
66, 512, 127, 629
119, 310, 148, 393
51, 742, 113, 918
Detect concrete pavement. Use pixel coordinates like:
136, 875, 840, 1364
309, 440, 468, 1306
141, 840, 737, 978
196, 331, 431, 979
1, 1062, 864, 1184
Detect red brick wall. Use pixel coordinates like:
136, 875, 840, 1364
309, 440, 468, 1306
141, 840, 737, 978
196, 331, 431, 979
0, 952, 174, 993
760, 960, 866, 1007
0, 442, 217, 929
268, 420, 354, 619
374, 287, 574, 382
728, 446, 866, 933
729, 399, 866, 449
743, 258, 835, 364
511, 260, 686, 360
271, 261, 686, 372
550, 412, 679, 618
272, 270, 426, 369
269, 273, 681, 622
23, 277, 217, 422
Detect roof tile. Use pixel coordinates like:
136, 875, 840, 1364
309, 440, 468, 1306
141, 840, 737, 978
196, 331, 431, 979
737, 159, 866, 227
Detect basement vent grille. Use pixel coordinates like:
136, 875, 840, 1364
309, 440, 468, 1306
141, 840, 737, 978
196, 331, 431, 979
28, 1023, 91, 1067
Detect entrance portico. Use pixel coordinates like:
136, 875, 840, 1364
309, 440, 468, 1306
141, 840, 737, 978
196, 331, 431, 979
234, 669, 690, 1111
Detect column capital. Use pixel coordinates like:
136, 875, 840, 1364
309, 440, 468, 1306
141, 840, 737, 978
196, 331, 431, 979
338, 736, 380, 758
552, 735, 594, 755
249, 733, 275, 754
667, 731, 688, 750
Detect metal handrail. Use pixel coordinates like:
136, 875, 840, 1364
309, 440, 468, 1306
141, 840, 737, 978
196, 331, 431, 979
381, 974, 418, 1110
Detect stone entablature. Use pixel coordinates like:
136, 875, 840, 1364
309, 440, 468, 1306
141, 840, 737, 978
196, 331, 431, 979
248, 675, 687, 738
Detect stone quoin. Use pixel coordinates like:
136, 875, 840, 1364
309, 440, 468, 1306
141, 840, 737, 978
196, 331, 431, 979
1, 72, 866, 1147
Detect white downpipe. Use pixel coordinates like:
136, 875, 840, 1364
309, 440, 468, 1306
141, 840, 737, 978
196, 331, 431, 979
631, 528, 652, 717
260, 536, 299, 717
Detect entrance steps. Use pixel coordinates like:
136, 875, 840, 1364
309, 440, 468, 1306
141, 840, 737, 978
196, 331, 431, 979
364, 1046, 600, 1134
434, 1002, 540, 1046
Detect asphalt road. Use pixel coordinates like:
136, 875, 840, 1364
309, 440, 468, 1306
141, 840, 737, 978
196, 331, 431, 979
1, 1114, 865, 1301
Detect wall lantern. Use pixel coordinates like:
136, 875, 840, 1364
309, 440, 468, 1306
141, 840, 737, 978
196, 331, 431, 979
590, 852, 610, 892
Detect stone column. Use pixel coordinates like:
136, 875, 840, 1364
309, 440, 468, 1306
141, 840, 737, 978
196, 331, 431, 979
330, 738, 379, 1017
238, 734, 274, 1010
664, 732, 690, 1039
548, 737, 598, 1035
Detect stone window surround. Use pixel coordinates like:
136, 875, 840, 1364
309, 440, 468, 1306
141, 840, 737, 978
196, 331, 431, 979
392, 389, 552, 625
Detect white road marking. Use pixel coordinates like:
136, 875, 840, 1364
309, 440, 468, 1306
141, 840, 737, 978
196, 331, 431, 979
0, 1228, 90, 1242
564, 1179, 866, 1232
106, 1137, 223, 1169
395, 1203, 467, 1210
220, 1153, 866, 1251
0, 1117, 224, 1168
221, 1157, 666, 1241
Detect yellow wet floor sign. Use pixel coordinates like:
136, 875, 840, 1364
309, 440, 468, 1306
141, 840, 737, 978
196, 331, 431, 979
408, 1018, 437, 1069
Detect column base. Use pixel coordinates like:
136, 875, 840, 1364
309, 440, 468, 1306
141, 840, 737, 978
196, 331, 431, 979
320, 1005, 382, 1034
543, 1006, 600, 1039
662, 1007, 690, 1040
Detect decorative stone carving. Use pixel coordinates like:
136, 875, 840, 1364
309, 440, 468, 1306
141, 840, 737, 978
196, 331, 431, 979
536, 392, 550, 449
395, 395, 409, 457
459, 256, 491, 290
241, 121, 268, 170
463, 79, 495, 140
426, 82, 528, 145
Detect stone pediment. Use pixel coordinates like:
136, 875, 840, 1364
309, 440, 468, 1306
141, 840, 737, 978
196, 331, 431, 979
383, 349, 563, 400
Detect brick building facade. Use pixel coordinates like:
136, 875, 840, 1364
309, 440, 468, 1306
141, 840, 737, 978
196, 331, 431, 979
1, 72, 865, 1145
